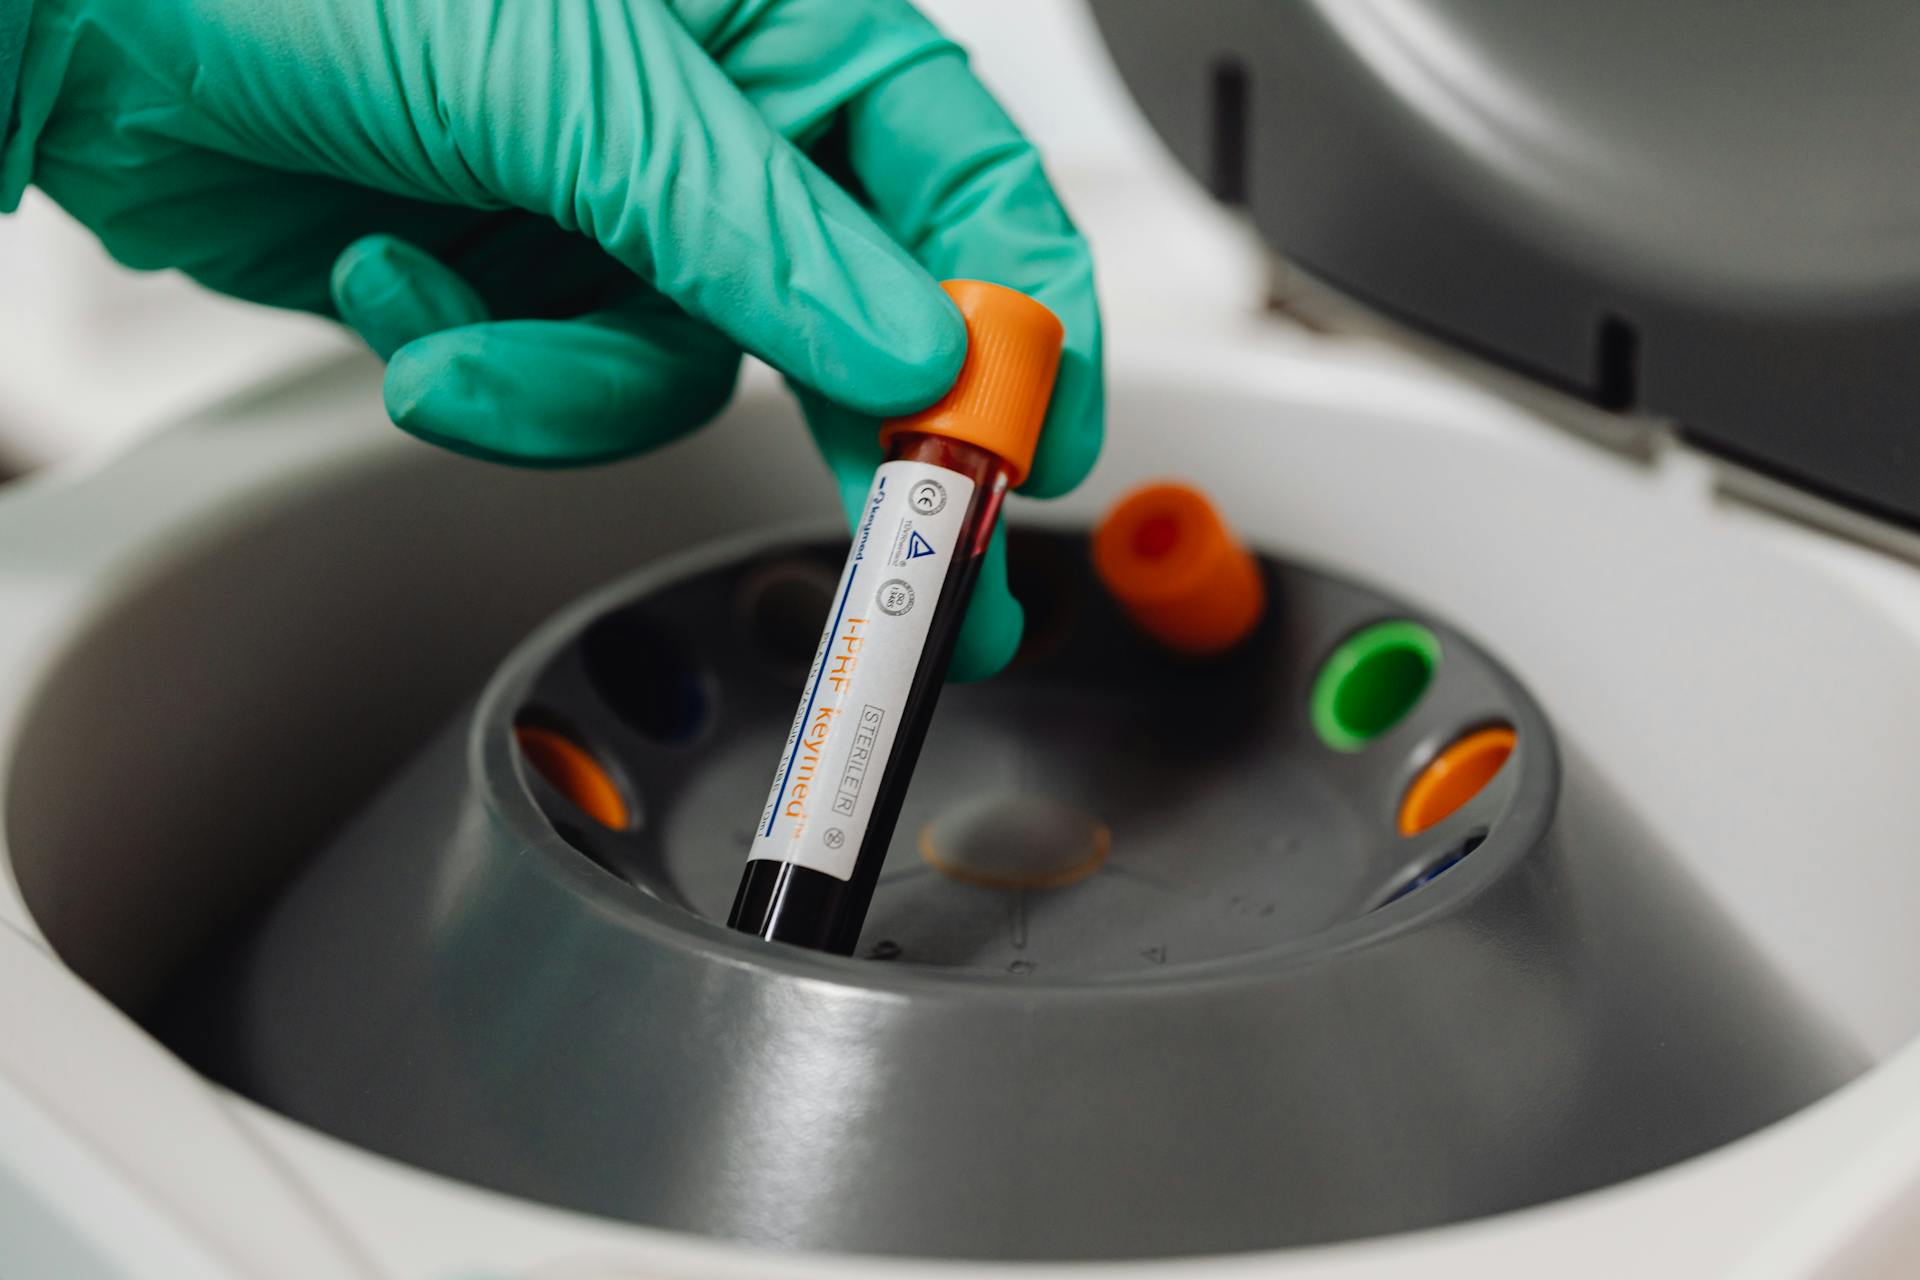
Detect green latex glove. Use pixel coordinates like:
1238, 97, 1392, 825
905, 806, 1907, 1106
3, 0, 1102, 681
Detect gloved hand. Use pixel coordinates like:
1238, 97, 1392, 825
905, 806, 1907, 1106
1, 0, 1102, 681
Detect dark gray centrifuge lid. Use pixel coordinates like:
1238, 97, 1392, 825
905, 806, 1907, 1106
1089, 1, 1920, 528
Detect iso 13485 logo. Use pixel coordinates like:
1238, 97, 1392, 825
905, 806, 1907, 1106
877, 578, 916, 617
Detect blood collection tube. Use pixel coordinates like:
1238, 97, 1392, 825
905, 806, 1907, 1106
730, 280, 1065, 954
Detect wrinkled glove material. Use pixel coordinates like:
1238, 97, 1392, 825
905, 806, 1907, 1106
7, 0, 1103, 680
0, 0, 28, 153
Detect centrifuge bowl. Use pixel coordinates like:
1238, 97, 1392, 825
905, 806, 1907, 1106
5, 348, 1917, 1276
155, 518, 1854, 1259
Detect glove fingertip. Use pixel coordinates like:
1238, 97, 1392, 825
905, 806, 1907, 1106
1019, 353, 1106, 499
333, 235, 490, 361
882, 287, 969, 412
820, 282, 968, 419
381, 336, 451, 437
948, 590, 1023, 684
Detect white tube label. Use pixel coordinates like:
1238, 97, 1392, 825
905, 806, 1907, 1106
750, 460, 976, 880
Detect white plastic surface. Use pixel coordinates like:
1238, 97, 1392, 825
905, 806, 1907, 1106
4, 319, 1920, 1277
4, 2, 1920, 1276
0, 924, 377, 1279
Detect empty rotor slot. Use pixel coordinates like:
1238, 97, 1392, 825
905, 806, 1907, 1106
580, 609, 711, 744
737, 560, 836, 676
1377, 833, 1486, 909
513, 720, 632, 831
1398, 726, 1516, 837
1310, 621, 1440, 751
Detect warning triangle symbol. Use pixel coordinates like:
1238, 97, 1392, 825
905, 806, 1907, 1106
906, 531, 938, 560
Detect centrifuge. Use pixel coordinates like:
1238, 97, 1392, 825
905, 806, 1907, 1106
6, 3, 1920, 1277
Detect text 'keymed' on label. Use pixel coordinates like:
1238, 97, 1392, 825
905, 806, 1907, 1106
750, 460, 976, 880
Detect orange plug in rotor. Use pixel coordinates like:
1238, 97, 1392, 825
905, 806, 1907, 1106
515, 725, 629, 830
1092, 481, 1266, 656
1397, 726, 1516, 836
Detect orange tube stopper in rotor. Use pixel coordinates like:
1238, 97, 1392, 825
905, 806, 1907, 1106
1397, 726, 1516, 837
514, 725, 629, 830
1093, 482, 1266, 656
878, 280, 1065, 484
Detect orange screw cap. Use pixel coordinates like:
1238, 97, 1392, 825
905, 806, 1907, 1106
1397, 726, 1516, 837
1092, 481, 1266, 656
878, 280, 1065, 485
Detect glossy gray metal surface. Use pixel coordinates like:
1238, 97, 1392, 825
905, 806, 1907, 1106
519, 531, 1531, 971
162, 528, 1863, 1260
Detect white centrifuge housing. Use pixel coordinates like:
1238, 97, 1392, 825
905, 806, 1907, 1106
6, 3, 1920, 1277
